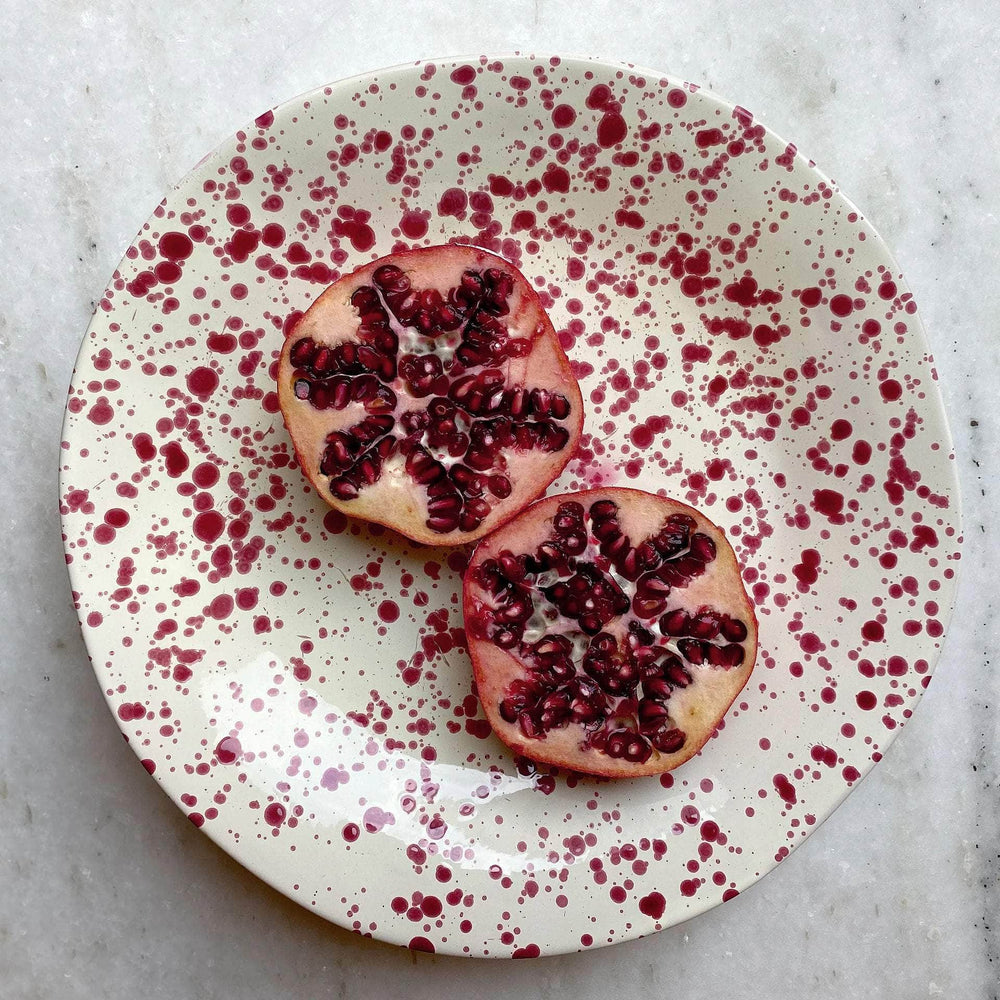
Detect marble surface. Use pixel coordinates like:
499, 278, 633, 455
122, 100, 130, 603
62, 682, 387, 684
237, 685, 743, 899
3, 0, 997, 995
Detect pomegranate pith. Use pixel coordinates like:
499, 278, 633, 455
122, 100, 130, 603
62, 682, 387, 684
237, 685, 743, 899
464, 488, 758, 778
277, 245, 583, 545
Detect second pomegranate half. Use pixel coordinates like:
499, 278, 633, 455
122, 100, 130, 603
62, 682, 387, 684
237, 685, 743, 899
277, 244, 584, 545
464, 488, 758, 777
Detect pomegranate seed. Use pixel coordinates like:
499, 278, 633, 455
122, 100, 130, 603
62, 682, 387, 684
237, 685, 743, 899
328, 478, 359, 500
492, 627, 521, 650
549, 394, 571, 420
330, 377, 352, 409
643, 677, 673, 700
721, 617, 748, 642
687, 612, 721, 640
625, 735, 652, 763
689, 532, 717, 562
665, 658, 691, 688
290, 337, 317, 367
465, 497, 492, 520
592, 517, 621, 542
488, 475, 512, 498
589, 499, 618, 521
652, 728, 686, 754
427, 493, 462, 516
660, 609, 688, 636
519, 713, 540, 739
723, 643, 746, 667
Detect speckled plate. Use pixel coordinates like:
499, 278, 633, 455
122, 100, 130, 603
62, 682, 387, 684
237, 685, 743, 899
60, 55, 962, 957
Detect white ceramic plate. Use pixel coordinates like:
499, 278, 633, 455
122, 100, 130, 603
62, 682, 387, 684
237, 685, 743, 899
60, 55, 962, 957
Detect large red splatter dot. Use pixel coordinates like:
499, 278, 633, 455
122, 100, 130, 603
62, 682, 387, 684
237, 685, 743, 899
377, 600, 400, 623
186, 366, 219, 397
597, 112, 628, 148
193, 509, 225, 543
158, 231, 194, 261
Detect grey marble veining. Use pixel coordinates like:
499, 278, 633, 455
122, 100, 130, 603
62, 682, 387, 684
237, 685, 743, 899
2, 1, 997, 996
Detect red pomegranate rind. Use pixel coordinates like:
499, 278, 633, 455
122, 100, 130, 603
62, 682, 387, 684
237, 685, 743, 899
463, 488, 758, 778
277, 245, 584, 545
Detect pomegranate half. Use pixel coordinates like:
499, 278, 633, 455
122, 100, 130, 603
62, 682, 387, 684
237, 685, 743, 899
277, 245, 584, 545
464, 488, 758, 777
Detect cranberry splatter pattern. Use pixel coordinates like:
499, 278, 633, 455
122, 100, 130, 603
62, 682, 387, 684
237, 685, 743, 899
59, 56, 961, 957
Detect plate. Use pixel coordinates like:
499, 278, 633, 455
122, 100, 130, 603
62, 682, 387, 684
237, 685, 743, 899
60, 55, 962, 957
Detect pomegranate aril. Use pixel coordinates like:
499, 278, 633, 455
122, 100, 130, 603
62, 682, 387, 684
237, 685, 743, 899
721, 616, 749, 642
336, 342, 358, 370
532, 635, 573, 659
652, 728, 686, 754
492, 627, 521, 650
290, 337, 317, 367
353, 414, 394, 443
678, 638, 705, 665
666, 658, 692, 688
405, 446, 445, 485
293, 379, 310, 400
508, 387, 529, 418
464, 448, 495, 473
659, 556, 707, 587
591, 517, 622, 543
449, 464, 483, 495
372, 264, 407, 289
539, 691, 571, 728
589, 498, 618, 519
488, 474, 512, 498
357, 345, 395, 381
625, 735, 652, 763
529, 388, 552, 416
427, 493, 462, 516
651, 517, 692, 557
499, 696, 526, 724
600, 532, 632, 564
604, 731, 625, 758
637, 572, 672, 598
519, 713, 541, 739
545, 658, 576, 683
365, 386, 397, 413
553, 501, 585, 532
309, 346, 334, 375
350, 286, 380, 310
328, 478, 359, 500
448, 374, 478, 404
689, 532, 717, 563
642, 677, 673, 701
660, 607, 689, 638
535, 423, 571, 452
321, 433, 355, 473
549, 394, 571, 420
350, 374, 379, 403
400, 410, 429, 435
687, 612, 721, 640
723, 643, 746, 667
355, 446, 385, 485
481, 268, 514, 313
465, 497, 492, 520
638, 699, 669, 726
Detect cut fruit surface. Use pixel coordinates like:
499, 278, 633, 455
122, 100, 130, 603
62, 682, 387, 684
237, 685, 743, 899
463, 488, 758, 777
277, 244, 583, 545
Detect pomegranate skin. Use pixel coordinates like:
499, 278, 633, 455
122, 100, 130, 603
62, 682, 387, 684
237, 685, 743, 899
464, 488, 758, 778
277, 244, 583, 545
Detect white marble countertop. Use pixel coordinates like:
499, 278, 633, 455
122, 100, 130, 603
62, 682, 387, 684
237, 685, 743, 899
3, 1, 997, 995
